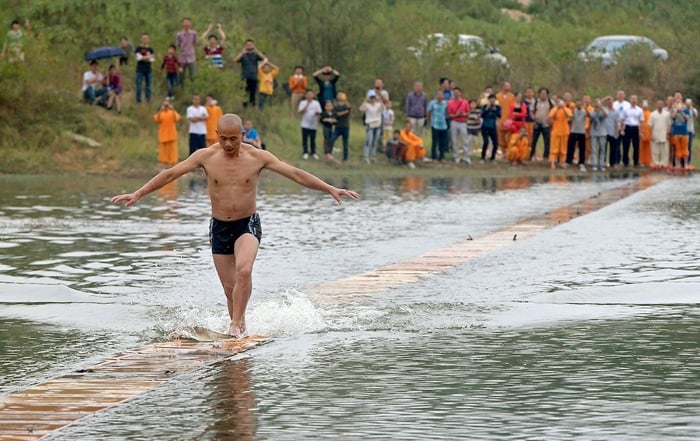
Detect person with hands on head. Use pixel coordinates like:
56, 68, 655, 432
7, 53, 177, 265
202, 23, 226, 69
234, 39, 267, 107
312, 66, 340, 105
111, 114, 359, 338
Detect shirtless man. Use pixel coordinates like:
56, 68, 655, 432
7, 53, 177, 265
112, 114, 359, 337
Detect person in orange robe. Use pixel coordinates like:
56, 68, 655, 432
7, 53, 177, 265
506, 126, 530, 164
496, 81, 515, 153
205, 95, 224, 148
399, 121, 426, 168
639, 100, 652, 166
153, 99, 181, 168
548, 95, 573, 169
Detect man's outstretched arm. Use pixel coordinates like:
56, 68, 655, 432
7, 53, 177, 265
264, 154, 359, 204
111, 153, 203, 206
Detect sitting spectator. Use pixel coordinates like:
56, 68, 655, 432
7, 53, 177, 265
243, 119, 264, 149
258, 60, 280, 110
201, 23, 226, 69
320, 100, 337, 159
104, 64, 122, 113
82, 60, 108, 104
506, 126, 530, 165
161, 44, 181, 100
399, 121, 427, 169
386, 130, 407, 165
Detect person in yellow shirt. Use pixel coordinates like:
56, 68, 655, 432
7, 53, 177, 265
496, 81, 515, 153
399, 121, 426, 169
257, 60, 279, 110
205, 95, 224, 148
548, 95, 573, 169
153, 100, 181, 169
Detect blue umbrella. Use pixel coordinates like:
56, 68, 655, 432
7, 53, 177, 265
84, 46, 126, 61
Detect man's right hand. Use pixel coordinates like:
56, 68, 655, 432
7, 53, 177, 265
111, 193, 140, 207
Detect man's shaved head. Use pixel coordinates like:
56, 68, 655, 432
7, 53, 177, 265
217, 113, 243, 131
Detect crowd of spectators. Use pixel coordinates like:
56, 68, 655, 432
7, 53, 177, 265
5, 14, 691, 171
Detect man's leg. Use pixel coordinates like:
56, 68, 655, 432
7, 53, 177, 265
213, 234, 259, 337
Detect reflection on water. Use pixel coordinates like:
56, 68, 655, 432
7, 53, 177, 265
53, 310, 700, 440
3, 172, 700, 440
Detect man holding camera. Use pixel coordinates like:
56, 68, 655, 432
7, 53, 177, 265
234, 39, 267, 108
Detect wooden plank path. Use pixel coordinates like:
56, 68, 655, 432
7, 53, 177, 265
310, 173, 665, 300
0, 173, 665, 439
0, 337, 268, 440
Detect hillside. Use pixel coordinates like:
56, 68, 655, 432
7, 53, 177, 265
1, 0, 698, 175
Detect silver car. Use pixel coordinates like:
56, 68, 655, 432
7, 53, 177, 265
578, 35, 668, 66
408, 33, 509, 68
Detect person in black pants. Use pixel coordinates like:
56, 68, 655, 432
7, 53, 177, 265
620, 95, 644, 167
234, 39, 267, 108
481, 94, 501, 161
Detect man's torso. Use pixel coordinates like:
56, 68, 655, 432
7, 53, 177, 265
200, 144, 265, 220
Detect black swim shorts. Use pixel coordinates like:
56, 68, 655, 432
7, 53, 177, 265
209, 214, 262, 255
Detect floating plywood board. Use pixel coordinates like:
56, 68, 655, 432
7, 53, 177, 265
0, 335, 268, 440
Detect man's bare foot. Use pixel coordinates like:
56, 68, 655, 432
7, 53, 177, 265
228, 322, 246, 339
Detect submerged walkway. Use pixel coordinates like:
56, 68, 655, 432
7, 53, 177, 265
0, 173, 666, 440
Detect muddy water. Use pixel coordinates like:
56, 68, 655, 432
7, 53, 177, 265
1, 172, 698, 440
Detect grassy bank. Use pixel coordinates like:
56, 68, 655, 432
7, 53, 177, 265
2, 0, 699, 177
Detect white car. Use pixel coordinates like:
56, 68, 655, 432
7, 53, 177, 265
408, 33, 509, 68
578, 35, 668, 66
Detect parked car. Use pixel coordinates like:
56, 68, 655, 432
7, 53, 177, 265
578, 35, 668, 66
408, 33, 509, 68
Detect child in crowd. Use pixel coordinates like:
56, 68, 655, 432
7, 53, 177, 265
506, 126, 530, 165
153, 99, 181, 169
386, 129, 407, 165
466, 99, 482, 158
243, 119, 264, 149
320, 100, 337, 159
161, 44, 181, 100
382, 101, 395, 151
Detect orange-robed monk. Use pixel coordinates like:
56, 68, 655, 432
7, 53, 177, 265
153, 99, 181, 168
548, 95, 573, 169
399, 121, 426, 168
506, 126, 530, 164
112, 114, 360, 338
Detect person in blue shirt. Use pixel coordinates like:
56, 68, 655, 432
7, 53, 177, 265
243, 119, 264, 150
481, 94, 501, 161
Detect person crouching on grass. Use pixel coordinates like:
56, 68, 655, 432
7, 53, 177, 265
506, 126, 530, 165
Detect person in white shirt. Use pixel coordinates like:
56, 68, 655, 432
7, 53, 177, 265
613, 90, 631, 114
187, 94, 209, 155
619, 95, 644, 167
359, 91, 385, 164
648, 100, 672, 167
298, 89, 322, 159
82, 60, 108, 104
